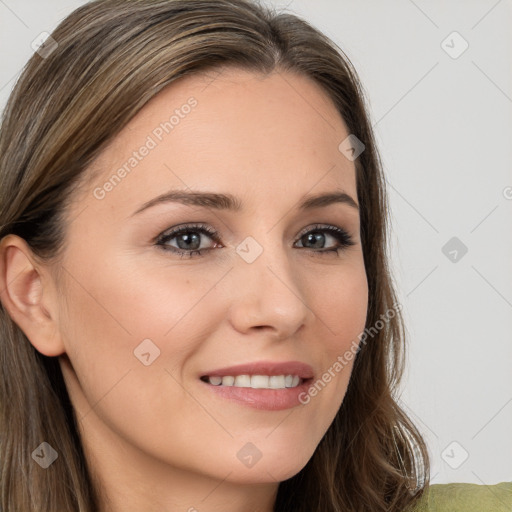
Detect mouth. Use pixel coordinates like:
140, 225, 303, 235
200, 374, 309, 389
198, 360, 314, 411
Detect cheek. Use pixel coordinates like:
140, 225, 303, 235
56, 258, 179, 413
57, 248, 225, 414
288, 257, 368, 430
57, 260, 213, 461
60, 249, 205, 345
309, 257, 369, 350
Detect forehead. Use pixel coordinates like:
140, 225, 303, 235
75, 67, 358, 220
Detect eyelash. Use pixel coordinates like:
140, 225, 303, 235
155, 222, 356, 259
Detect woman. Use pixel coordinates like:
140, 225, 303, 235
0, 1, 510, 511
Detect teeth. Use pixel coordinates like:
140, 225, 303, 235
235, 375, 251, 387
269, 375, 285, 388
204, 374, 303, 389
221, 376, 234, 386
250, 375, 269, 388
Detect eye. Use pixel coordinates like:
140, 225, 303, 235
155, 223, 221, 259
155, 222, 355, 259
294, 224, 355, 255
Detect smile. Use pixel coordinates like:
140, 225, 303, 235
200, 374, 303, 389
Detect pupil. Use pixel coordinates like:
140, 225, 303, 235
178, 232, 200, 250
305, 232, 324, 249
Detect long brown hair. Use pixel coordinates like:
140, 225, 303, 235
0, 0, 430, 510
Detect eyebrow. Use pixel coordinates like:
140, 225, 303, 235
130, 189, 359, 217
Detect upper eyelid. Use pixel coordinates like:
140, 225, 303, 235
158, 223, 218, 241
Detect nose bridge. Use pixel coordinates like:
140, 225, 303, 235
227, 230, 311, 336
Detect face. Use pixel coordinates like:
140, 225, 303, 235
52, 67, 368, 488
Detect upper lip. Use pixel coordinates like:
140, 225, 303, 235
200, 360, 314, 379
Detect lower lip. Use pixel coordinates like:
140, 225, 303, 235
199, 378, 312, 411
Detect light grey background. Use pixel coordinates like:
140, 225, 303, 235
1, 0, 511, 486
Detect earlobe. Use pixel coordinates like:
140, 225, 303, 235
0, 234, 65, 357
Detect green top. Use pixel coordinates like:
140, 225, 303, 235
407, 482, 512, 511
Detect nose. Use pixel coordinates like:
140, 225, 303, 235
226, 237, 313, 340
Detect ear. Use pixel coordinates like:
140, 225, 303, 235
0, 234, 65, 357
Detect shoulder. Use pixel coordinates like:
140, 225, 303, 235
405, 481, 512, 511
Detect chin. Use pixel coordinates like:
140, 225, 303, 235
214, 447, 314, 485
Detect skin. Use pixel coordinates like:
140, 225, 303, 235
0, 67, 368, 511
